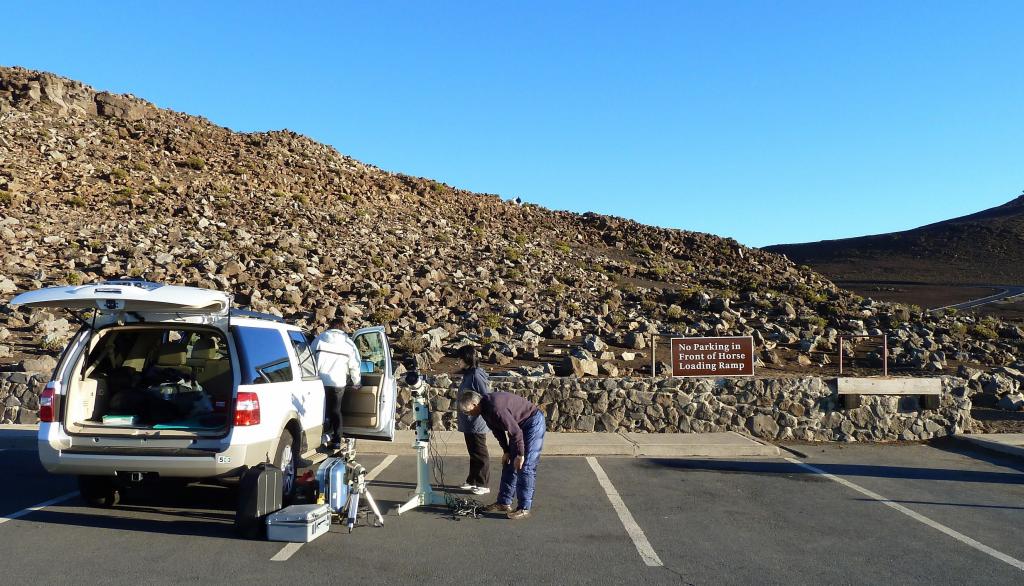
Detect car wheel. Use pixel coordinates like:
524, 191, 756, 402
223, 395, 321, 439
274, 430, 297, 503
78, 475, 120, 508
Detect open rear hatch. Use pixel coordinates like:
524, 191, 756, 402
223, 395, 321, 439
10, 280, 230, 314
11, 282, 234, 439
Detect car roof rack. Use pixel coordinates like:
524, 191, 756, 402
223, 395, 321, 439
229, 308, 286, 323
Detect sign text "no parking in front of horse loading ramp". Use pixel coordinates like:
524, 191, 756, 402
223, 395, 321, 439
671, 336, 754, 377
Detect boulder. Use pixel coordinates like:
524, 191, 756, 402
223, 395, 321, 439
983, 374, 1018, 397
583, 334, 607, 353
624, 332, 647, 350
747, 414, 779, 438
523, 320, 545, 335
691, 292, 711, 310
95, 92, 148, 120
551, 323, 574, 340
598, 361, 619, 377
710, 297, 730, 312
576, 415, 597, 432
562, 355, 598, 377
997, 393, 1024, 411
20, 355, 57, 374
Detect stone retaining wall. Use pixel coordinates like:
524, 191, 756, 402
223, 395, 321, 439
401, 375, 973, 442
1, 371, 973, 442
1, 371, 45, 424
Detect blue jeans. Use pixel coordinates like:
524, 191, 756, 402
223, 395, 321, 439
498, 411, 546, 510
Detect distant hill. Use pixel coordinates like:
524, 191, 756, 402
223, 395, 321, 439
765, 195, 1024, 285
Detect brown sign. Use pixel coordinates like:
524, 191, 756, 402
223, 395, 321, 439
671, 336, 754, 377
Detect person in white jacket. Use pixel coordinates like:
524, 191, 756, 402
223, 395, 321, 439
312, 321, 362, 449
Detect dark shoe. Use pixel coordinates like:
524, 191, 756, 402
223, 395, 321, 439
507, 509, 531, 520
481, 502, 513, 514
295, 456, 315, 469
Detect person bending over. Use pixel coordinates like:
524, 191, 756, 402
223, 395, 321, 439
458, 390, 546, 520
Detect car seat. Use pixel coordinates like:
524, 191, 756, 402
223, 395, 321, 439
153, 342, 192, 379
189, 338, 232, 399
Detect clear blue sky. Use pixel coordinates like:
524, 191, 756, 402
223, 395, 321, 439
4, 1, 1022, 246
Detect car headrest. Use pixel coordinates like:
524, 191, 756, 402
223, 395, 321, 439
155, 343, 188, 367
190, 338, 222, 361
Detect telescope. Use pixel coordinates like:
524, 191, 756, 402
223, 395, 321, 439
394, 369, 447, 514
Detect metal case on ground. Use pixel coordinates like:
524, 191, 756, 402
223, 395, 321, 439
235, 463, 284, 538
266, 504, 331, 543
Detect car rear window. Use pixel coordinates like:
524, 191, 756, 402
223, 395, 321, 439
232, 326, 293, 384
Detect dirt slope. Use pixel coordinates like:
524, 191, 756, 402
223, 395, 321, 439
0, 66, 1021, 379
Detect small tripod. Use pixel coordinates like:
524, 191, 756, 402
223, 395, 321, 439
395, 375, 447, 514
327, 440, 385, 532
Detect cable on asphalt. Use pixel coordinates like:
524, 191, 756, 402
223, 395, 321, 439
783, 457, 1024, 572
428, 423, 483, 519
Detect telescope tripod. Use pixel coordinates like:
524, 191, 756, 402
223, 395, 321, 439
395, 384, 447, 514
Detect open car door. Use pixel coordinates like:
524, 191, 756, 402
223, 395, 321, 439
341, 326, 397, 441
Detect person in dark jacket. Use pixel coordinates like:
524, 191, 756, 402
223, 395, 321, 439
457, 345, 491, 495
457, 390, 545, 520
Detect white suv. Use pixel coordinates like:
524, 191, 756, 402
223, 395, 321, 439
10, 281, 396, 506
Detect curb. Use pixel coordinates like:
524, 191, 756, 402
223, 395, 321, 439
617, 431, 781, 458
0, 425, 37, 450
952, 433, 1024, 460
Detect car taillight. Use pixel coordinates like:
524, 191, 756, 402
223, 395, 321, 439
234, 392, 260, 426
39, 383, 57, 423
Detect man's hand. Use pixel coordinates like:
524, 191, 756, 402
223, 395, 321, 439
514, 455, 524, 471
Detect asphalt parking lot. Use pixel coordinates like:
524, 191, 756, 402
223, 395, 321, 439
2, 441, 1023, 585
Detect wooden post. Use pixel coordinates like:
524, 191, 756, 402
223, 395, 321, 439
883, 334, 889, 377
651, 335, 657, 378
838, 337, 844, 375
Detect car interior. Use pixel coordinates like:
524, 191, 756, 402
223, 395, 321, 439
63, 326, 234, 434
340, 331, 389, 430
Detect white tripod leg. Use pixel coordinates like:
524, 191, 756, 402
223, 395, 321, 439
363, 490, 384, 527
346, 491, 360, 533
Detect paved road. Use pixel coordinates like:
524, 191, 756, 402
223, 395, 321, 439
1, 442, 1023, 584
932, 285, 1024, 312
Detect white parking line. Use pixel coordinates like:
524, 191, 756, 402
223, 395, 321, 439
586, 457, 663, 567
270, 542, 303, 562
366, 455, 398, 482
784, 457, 1024, 572
271, 454, 398, 562
0, 491, 79, 525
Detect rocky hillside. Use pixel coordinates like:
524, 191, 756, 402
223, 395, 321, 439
0, 66, 1022, 382
765, 195, 1024, 285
